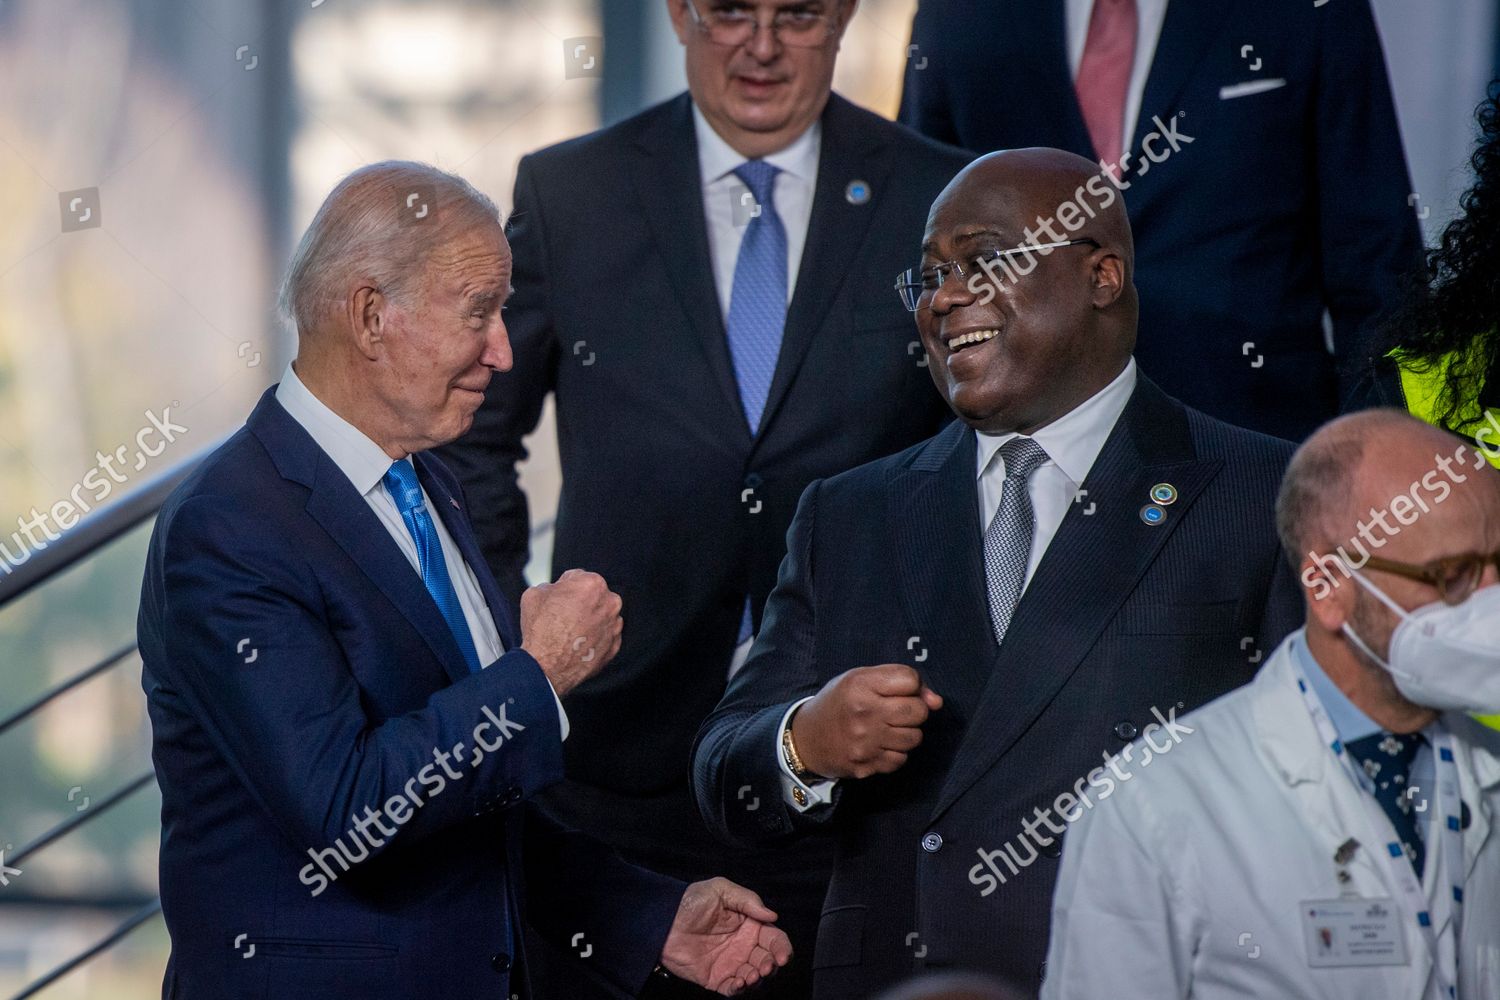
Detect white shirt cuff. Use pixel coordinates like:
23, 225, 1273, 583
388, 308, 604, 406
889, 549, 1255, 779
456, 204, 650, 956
777, 697, 837, 812
547, 678, 569, 742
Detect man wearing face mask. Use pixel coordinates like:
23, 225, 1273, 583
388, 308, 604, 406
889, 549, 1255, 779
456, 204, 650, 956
1044, 408, 1500, 1000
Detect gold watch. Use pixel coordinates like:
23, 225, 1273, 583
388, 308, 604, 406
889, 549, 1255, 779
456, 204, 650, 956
781, 717, 818, 783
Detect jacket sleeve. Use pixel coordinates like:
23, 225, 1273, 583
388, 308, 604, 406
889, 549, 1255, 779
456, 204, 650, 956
692, 480, 841, 849
522, 807, 686, 998
1312, 0, 1425, 404
434, 153, 559, 602
150, 492, 565, 858
1041, 762, 1198, 1000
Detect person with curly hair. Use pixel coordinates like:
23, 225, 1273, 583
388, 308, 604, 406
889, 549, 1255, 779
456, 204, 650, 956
1355, 86, 1500, 465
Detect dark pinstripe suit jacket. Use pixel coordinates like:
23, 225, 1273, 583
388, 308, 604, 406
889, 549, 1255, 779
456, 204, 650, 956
692, 373, 1302, 999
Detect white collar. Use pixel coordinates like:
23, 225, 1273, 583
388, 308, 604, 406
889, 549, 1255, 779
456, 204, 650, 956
692, 101, 821, 187
275, 362, 404, 497
974, 358, 1138, 485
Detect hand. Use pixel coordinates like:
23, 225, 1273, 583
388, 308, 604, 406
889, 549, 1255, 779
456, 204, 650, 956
791, 664, 943, 780
660, 878, 793, 995
519, 569, 622, 696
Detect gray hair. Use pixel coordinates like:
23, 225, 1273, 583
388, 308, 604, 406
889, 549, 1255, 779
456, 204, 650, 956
278, 161, 501, 334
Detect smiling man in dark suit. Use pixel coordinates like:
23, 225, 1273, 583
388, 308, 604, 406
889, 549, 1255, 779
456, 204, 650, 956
437, 2, 970, 995
898, 0, 1421, 442
138, 162, 791, 1000
692, 148, 1304, 998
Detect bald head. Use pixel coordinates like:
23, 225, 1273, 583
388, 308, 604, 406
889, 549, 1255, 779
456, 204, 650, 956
1277, 409, 1499, 569
914, 147, 1138, 435
937, 148, 1135, 270
279, 161, 501, 337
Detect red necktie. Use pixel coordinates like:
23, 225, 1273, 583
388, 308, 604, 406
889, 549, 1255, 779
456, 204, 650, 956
1075, 0, 1138, 177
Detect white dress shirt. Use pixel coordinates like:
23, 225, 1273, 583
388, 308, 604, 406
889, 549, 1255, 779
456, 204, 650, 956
1066, 0, 1171, 158
974, 357, 1137, 588
276, 364, 567, 738
778, 360, 1139, 811
694, 103, 821, 318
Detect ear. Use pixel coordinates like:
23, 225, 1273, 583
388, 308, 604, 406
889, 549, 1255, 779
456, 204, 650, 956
348, 283, 387, 363
1301, 552, 1355, 633
666, 0, 692, 45
1088, 249, 1126, 309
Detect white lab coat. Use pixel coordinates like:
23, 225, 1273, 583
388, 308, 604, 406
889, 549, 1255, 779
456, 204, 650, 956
1041, 631, 1500, 1000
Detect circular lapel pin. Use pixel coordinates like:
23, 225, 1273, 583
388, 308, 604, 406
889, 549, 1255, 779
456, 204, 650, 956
1140, 504, 1167, 526
1149, 482, 1178, 505
845, 179, 871, 205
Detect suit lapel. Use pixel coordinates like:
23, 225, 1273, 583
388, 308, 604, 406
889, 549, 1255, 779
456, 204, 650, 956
752, 96, 889, 449
1027, 0, 1096, 158
416, 453, 523, 652
1127, 0, 1228, 159
930, 378, 1223, 821
628, 95, 751, 448
888, 421, 996, 704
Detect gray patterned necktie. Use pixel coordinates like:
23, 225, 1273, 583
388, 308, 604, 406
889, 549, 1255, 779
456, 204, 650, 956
983, 437, 1050, 646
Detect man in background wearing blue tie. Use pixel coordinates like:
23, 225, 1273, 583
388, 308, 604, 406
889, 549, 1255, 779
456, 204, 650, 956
137, 162, 792, 1000
437, 3, 970, 995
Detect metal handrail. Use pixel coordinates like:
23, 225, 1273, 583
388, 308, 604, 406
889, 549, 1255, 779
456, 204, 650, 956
10, 772, 157, 868
0, 440, 227, 611
0, 644, 138, 738
8, 900, 163, 1000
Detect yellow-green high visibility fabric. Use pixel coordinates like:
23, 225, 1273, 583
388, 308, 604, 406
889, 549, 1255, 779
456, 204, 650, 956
1394, 350, 1500, 730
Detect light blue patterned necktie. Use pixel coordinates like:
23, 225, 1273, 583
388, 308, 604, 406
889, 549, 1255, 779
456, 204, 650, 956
383, 460, 483, 674
726, 159, 788, 436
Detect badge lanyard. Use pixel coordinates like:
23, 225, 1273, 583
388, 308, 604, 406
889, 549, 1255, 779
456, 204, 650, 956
1293, 666, 1466, 999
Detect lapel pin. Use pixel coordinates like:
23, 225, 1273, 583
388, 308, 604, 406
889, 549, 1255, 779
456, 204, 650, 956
845, 179, 871, 205
1139, 504, 1167, 526
1149, 482, 1178, 505
450, 498, 461, 510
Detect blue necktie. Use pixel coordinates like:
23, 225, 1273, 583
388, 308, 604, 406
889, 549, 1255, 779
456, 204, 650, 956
1346, 730, 1426, 878
383, 460, 482, 674
726, 160, 787, 436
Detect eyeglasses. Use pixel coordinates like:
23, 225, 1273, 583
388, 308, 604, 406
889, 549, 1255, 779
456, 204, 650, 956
684, 1, 842, 48
894, 238, 1100, 312
1361, 551, 1500, 606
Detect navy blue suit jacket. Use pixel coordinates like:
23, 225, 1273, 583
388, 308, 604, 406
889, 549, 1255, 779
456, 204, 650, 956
138, 388, 683, 1000
692, 375, 1302, 998
899, 0, 1423, 441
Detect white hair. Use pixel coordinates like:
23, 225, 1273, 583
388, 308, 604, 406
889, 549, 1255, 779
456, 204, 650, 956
278, 161, 501, 334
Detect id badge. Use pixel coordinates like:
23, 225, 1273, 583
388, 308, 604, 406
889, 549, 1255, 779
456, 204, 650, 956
1300, 898, 1409, 967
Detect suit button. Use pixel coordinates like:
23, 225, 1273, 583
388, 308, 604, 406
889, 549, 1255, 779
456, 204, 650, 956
1113, 720, 1138, 741
504, 785, 522, 806
744, 472, 763, 489
491, 952, 511, 973
921, 832, 943, 853
1040, 834, 1064, 859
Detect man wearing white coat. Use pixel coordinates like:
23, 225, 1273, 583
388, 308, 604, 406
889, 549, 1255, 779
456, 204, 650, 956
1042, 409, 1500, 999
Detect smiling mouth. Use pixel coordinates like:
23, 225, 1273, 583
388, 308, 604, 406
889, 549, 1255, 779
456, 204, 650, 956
944, 328, 1000, 353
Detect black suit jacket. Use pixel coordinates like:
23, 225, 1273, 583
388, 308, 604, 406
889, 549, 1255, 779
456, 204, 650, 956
439, 93, 971, 792
692, 375, 1303, 998
899, 0, 1422, 441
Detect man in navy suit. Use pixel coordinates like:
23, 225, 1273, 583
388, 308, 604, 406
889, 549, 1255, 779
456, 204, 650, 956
898, 0, 1422, 441
138, 162, 792, 1000
692, 149, 1303, 997
437, 3, 970, 995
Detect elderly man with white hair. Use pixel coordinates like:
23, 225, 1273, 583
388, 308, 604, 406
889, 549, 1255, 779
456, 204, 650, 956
1042, 409, 1500, 1000
137, 161, 792, 1000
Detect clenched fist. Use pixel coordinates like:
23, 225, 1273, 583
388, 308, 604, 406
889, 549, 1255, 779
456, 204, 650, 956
790, 664, 943, 780
519, 569, 622, 695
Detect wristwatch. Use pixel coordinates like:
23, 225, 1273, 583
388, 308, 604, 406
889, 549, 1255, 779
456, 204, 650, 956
781, 717, 819, 785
